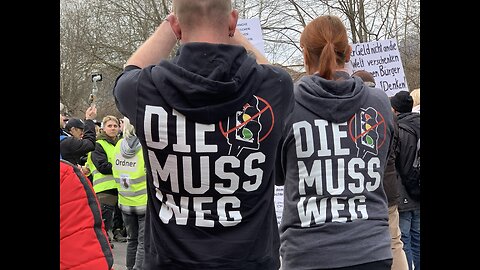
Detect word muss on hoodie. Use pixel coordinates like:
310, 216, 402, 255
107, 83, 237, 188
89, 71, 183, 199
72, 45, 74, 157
113, 43, 294, 269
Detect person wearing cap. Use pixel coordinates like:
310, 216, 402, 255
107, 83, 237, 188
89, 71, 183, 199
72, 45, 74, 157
390, 90, 420, 270
60, 106, 97, 167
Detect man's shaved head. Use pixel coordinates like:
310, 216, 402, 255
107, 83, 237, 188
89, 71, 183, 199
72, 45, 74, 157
173, 0, 232, 29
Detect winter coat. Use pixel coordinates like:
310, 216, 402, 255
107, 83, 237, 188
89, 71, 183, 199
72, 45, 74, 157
60, 160, 113, 269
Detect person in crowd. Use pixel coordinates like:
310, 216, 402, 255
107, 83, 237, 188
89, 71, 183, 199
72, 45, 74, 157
355, 70, 409, 270
109, 116, 128, 243
60, 112, 70, 136
60, 103, 70, 132
352, 69, 376, 87
60, 159, 113, 270
390, 91, 421, 270
112, 0, 294, 269
117, 117, 124, 139
276, 15, 394, 270
112, 117, 147, 270
60, 107, 97, 170
410, 88, 420, 113
60, 115, 70, 140
91, 115, 120, 248
92, 119, 102, 136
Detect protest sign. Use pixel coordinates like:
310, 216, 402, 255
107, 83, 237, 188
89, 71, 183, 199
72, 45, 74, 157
237, 18, 266, 56
349, 38, 409, 96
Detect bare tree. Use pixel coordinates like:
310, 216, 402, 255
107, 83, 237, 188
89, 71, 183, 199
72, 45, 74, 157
60, 0, 420, 116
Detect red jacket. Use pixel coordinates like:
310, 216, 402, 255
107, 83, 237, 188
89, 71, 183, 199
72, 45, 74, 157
60, 160, 113, 270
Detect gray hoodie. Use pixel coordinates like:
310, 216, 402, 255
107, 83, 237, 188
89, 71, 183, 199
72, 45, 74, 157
277, 72, 394, 269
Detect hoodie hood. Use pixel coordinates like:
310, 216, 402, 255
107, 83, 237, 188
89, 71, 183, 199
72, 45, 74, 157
295, 73, 369, 123
120, 136, 141, 158
397, 112, 420, 137
150, 42, 264, 124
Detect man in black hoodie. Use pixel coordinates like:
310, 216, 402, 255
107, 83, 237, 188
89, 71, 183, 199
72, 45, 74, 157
113, 1, 294, 269
390, 90, 421, 270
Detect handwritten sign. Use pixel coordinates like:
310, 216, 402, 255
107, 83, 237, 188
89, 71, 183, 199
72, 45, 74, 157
348, 38, 409, 97
237, 18, 266, 56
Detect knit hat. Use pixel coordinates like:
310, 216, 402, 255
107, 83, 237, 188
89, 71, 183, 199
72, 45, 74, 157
65, 118, 85, 131
390, 91, 413, 113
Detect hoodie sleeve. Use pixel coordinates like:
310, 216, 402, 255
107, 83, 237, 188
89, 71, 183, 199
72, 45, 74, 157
275, 111, 295, 186
113, 65, 142, 127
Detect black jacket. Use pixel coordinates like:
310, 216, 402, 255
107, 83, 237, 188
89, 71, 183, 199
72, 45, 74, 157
60, 119, 96, 165
383, 113, 401, 206
91, 132, 118, 175
396, 112, 420, 211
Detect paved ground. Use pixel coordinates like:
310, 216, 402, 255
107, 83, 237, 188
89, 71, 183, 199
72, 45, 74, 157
111, 239, 128, 270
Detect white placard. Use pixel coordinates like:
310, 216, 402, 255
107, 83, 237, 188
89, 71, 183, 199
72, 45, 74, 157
349, 38, 409, 97
237, 18, 266, 56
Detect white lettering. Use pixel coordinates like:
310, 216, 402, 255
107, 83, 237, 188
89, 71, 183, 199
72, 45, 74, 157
145, 105, 168, 149
314, 120, 331, 157
298, 160, 323, 196
218, 196, 242, 226
332, 122, 349, 156
293, 121, 314, 158
366, 157, 381, 191
183, 156, 209, 194
347, 158, 365, 193
148, 151, 179, 193
172, 109, 190, 152
196, 123, 217, 152
243, 152, 265, 192
194, 197, 214, 227
215, 156, 240, 194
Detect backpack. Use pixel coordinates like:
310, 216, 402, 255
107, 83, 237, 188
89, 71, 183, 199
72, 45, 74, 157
404, 137, 420, 201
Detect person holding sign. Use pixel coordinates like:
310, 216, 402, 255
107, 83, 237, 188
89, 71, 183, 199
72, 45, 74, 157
276, 15, 394, 270
113, 0, 294, 269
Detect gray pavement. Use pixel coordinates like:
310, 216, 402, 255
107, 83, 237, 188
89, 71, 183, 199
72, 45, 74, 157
111, 239, 128, 270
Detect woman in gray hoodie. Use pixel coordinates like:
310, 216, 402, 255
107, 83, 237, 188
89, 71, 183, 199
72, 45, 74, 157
276, 15, 395, 270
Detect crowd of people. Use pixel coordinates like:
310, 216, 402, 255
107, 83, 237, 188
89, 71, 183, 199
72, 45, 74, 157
60, 1, 420, 269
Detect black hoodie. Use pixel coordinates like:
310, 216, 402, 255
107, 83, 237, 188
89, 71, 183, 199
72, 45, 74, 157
277, 72, 394, 269
113, 42, 294, 269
